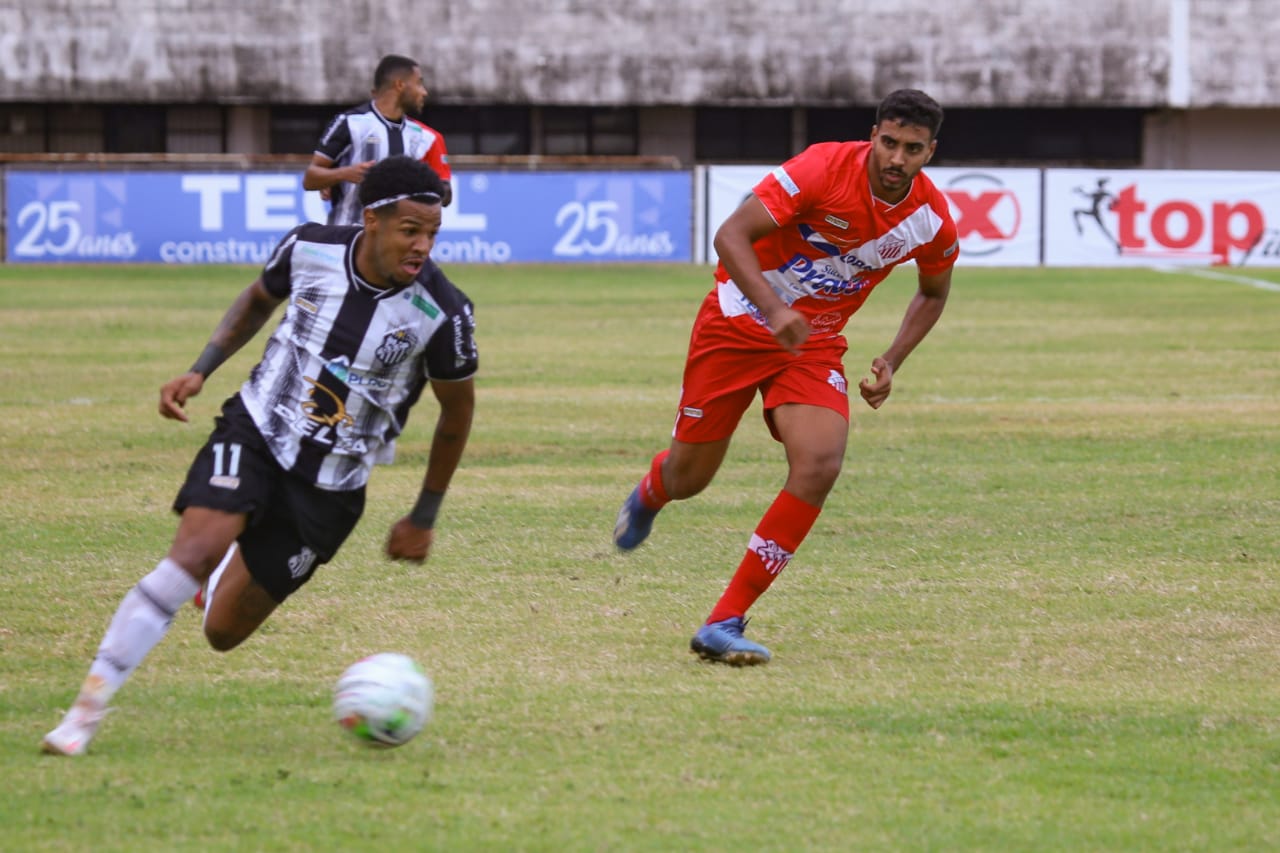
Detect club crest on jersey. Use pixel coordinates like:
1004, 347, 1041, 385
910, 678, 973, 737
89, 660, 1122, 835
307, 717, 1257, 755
376, 329, 418, 366
878, 234, 907, 261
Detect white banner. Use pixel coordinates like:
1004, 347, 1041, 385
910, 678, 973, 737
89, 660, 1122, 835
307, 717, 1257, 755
699, 165, 1042, 267
928, 168, 1042, 266
1043, 169, 1280, 267
697, 165, 773, 264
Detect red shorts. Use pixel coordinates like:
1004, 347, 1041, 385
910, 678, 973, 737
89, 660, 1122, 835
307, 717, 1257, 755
673, 297, 850, 444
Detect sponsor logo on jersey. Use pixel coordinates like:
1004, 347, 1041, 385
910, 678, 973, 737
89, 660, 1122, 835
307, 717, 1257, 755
825, 214, 850, 229
324, 356, 392, 390
301, 378, 355, 428
451, 315, 468, 368
273, 376, 368, 453
210, 475, 240, 489
407, 292, 440, 317
777, 253, 871, 300
749, 534, 794, 575
295, 297, 319, 314
297, 243, 337, 263
826, 369, 848, 395
799, 224, 842, 257
810, 311, 843, 334
273, 398, 368, 454
681, 406, 704, 419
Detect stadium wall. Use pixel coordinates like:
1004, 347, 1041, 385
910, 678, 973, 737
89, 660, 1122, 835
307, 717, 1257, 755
4, 0, 1277, 108
2, 1, 1279, 169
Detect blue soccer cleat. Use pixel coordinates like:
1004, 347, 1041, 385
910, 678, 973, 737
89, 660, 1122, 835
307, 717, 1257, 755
690, 617, 772, 666
613, 486, 659, 551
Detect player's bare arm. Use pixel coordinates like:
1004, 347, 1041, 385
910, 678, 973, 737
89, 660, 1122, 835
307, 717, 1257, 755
859, 267, 953, 409
713, 196, 809, 354
303, 153, 375, 191
159, 278, 286, 422
385, 377, 476, 563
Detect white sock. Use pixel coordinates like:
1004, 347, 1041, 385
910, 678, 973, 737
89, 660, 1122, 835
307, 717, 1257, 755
82, 558, 200, 707
201, 544, 237, 630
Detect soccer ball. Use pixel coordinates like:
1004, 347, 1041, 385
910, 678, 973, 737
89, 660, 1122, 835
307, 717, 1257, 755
333, 652, 434, 747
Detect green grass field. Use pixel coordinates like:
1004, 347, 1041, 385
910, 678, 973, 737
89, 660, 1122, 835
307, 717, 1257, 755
1, 262, 1277, 851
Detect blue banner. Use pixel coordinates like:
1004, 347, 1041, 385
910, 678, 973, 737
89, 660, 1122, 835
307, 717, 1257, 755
437, 172, 690, 263
4, 170, 692, 264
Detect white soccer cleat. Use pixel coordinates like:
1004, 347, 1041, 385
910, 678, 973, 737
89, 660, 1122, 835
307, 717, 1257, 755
41, 702, 107, 756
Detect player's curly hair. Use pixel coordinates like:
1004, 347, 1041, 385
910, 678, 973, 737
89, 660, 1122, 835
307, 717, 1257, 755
359, 155, 447, 212
876, 89, 944, 138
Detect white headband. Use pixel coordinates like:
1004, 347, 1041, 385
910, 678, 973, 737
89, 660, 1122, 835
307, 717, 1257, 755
363, 191, 442, 211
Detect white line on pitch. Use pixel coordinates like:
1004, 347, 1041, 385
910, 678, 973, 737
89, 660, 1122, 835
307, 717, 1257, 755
1153, 265, 1280, 292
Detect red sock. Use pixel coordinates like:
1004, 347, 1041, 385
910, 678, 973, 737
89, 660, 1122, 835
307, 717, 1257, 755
636, 450, 670, 510
706, 489, 821, 623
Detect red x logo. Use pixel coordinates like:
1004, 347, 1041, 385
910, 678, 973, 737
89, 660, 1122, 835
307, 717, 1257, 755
945, 189, 1018, 239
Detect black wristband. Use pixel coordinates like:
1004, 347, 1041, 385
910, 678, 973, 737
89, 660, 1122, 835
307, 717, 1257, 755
409, 489, 445, 529
190, 342, 228, 378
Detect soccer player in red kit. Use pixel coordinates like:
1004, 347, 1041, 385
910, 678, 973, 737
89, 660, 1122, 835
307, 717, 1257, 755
613, 89, 959, 665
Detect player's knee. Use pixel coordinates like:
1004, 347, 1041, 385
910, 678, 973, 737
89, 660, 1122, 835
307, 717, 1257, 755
663, 468, 713, 501
203, 623, 246, 653
789, 455, 843, 499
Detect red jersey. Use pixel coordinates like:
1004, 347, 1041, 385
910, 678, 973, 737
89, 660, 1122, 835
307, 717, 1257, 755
713, 141, 958, 344
408, 118, 452, 183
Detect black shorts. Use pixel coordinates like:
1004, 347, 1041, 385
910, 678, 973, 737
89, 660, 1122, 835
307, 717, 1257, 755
173, 394, 366, 602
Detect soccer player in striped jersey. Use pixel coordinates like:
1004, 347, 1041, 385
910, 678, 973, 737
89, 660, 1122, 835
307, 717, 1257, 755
613, 89, 959, 666
304, 54, 453, 224
43, 156, 476, 755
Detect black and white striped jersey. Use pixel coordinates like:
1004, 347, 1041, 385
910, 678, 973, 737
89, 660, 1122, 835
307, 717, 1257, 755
315, 101, 450, 226
239, 223, 478, 491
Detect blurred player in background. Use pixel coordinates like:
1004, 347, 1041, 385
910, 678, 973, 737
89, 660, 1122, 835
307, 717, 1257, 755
612, 89, 959, 666
43, 157, 476, 755
304, 54, 453, 224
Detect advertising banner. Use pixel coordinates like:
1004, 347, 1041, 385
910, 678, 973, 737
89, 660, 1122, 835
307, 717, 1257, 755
699, 165, 1042, 266
5, 171, 323, 264
436, 171, 691, 263
4, 170, 693, 264
1043, 169, 1280, 267
697, 164, 772, 264
927, 168, 1042, 266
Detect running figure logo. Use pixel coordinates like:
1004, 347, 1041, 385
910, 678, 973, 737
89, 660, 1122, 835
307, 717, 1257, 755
1072, 178, 1119, 252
